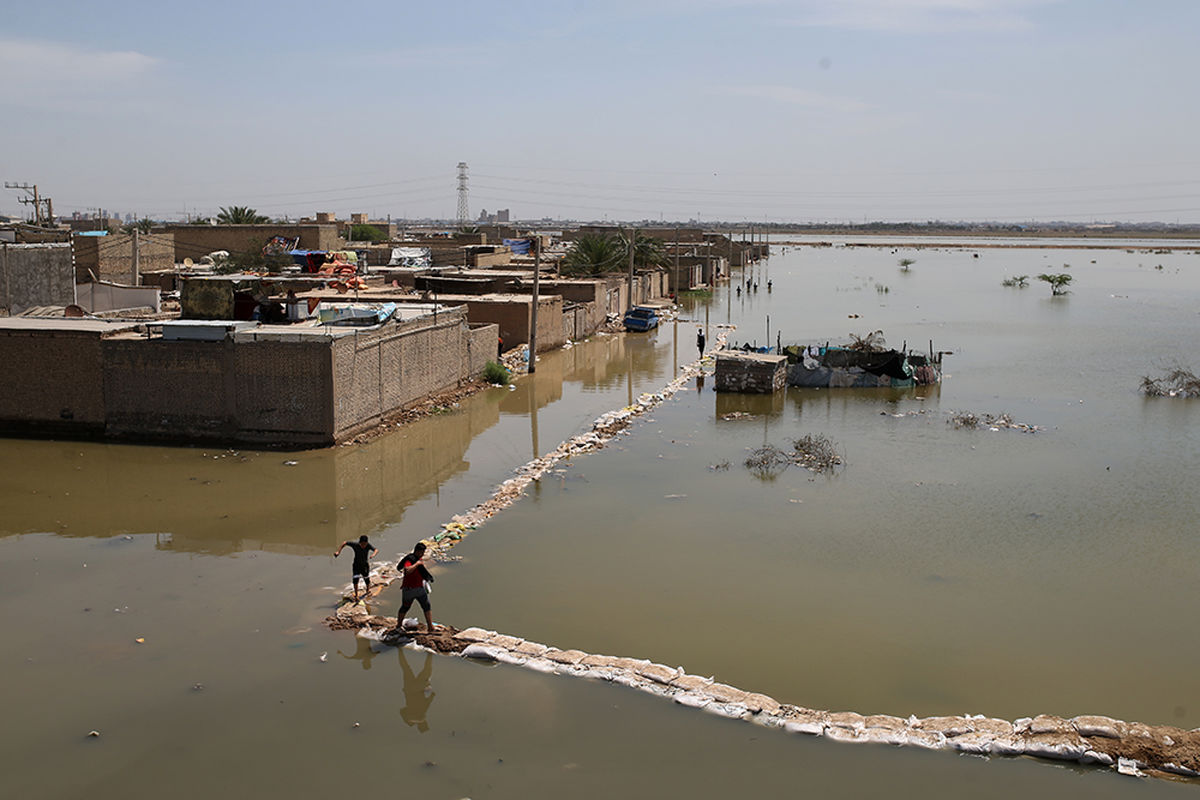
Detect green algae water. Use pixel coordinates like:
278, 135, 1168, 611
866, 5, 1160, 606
3, 239, 1200, 798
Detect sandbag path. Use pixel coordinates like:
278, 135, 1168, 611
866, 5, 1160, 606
332, 322, 736, 605
328, 607, 1200, 784
323, 321, 1198, 783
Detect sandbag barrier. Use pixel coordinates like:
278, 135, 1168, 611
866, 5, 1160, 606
333, 323, 736, 603
340, 614, 1200, 784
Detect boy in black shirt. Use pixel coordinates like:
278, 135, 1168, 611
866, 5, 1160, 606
334, 535, 378, 602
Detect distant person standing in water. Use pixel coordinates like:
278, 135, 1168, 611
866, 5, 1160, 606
397, 543, 437, 632
334, 535, 378, 602
696, 327, 706, 356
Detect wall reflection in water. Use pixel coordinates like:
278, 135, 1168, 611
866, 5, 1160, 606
0, 331, 679, 557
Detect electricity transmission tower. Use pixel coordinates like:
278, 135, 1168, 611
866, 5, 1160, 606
456, 162, 469, 228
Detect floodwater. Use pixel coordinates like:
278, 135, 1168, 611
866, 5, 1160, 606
3, 239, 1200, 798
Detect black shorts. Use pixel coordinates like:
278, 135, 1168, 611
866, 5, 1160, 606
401, 586, 431, 612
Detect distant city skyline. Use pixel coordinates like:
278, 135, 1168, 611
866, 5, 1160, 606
3, 1, 1199, 224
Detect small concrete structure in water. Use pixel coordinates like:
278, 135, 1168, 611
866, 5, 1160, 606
714, 351, 788, 393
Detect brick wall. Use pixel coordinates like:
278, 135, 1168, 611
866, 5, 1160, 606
0, 327, 104, 433
1, 309, 494, 447
330, 307, 488, 440
158, 224, 341, 262
72, 232, 174, 282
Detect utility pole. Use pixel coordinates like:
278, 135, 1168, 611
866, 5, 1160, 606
627, 227, 636, 310
132, 229, 141, 285
673, 222, 680, 296
5, 182, 51, 226
529, 234, 540, 374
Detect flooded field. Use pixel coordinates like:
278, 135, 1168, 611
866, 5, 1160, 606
3, 239, 1200, 798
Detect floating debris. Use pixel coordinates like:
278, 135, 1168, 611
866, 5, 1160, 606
744, 435, 844, 478
1141, 368, 1200, 398
949, 412, 1042, 433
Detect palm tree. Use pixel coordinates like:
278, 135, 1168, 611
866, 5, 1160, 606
122, 218, 155, 234
616, 230, 668, 268
1037, 273, 1073, 296
561, 233, 626, 276
216, 205, 271, 224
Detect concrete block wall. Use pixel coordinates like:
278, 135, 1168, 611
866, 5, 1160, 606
233, 342, 334, 439
72, 232, 174, 282
715, 353, 788, 394
158, 224, 341, 263
0, 243, 75, 313
331, 308, 487, 440
102, 340, 232, 438
468, 322, 500, 371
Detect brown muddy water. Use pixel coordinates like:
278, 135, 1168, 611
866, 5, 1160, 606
3, 240, 1200, 798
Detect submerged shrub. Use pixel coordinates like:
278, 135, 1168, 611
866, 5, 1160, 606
483, 361, 510, 385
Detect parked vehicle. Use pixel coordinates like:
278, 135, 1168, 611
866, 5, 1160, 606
623, 306, 660, 332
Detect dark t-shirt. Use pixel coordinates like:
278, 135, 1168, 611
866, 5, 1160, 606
399, 554, 433, 589
346, 541, 373, 573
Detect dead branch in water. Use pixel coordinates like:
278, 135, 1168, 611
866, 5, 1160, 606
745, 435, 844, 478
791, 434, 844, 472
1141, 368, 1200, 398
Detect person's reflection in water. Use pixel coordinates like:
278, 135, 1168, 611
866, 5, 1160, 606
397, 646, 435, 732
337, 634, 378, 671
696, 373, 705, 392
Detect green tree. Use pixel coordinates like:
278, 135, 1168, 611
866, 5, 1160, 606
899, 258, 915, 272
122, 218, 155, 234
349, 224, 386, 243
1037, 273, 1073, 296
561, 233, 626, 276
616, 230, 668, 268
216, 205, 271, 224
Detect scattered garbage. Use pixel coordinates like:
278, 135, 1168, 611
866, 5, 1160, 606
949, 411, 1042, 433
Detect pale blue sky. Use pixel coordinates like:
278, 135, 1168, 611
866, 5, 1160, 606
3, 0, 1198, 223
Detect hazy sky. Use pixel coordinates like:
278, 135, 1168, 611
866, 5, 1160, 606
3, 0, 1198, 224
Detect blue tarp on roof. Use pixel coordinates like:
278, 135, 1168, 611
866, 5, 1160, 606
503, 238, 531, 255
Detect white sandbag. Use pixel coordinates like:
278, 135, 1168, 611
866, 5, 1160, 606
947, 732, 993, 755
1160, 763, 1200, 778
859, 727, 907, 746
703, 702, 750, 720
461, 644, 503, 661
674, 692, 712, 710
494, 650, 526, 666
985, 736, 1025, 756
1071, 715, 1122, 739
1081, 750, 1114, 766
1023, 739, 1087, 761
825, 726, 863, 743
784, 719, 826, 736
524, 658, 557, 674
